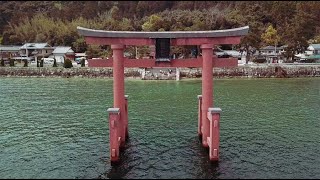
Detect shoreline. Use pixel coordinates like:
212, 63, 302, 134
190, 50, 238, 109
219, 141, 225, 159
0, 65, 320, 79
2, 76, 319, 82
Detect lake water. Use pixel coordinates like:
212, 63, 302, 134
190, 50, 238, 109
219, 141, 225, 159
0, 77, 319, 179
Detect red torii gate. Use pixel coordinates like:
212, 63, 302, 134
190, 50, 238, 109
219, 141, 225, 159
77, 26, 249, 163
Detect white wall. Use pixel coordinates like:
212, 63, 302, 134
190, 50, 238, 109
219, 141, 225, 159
51, 55, 65, 64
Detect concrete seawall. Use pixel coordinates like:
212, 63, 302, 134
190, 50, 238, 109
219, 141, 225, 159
181, 65, 320, 78
0, 67, 141, 78
0, 65, 319, 79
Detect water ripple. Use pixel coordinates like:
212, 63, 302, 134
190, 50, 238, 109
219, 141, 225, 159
0, 77, 319, 179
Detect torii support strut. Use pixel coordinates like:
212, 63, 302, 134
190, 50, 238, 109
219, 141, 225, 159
77, 25, 249, 163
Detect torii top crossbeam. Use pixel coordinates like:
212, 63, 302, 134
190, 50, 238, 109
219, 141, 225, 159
77, 26, 249, 38
77, 26, 249, 46
77, 26, 249, 68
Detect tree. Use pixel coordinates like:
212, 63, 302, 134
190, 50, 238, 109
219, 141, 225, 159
280, 2, 317, 61
261, 24, 280, 61
240, 27, 261, 64
261, 25, 280, 47
9, 58, 14, 67
23, 59, 28, 67
118, 18, 135, 31
0, 58, 4, 67
225, 2, 265, 64
110, 5, 121, 21
142, 14, 164, 31
86, 45, 111, 59
72, 37, 87, 53
64, 58, 73, 68
81, 58, 85, 67
39, 58, 44, 67
2, 1, 320, 66
53, 58, 57, 67
36, 57, 40, 67
270, 1, 296, 28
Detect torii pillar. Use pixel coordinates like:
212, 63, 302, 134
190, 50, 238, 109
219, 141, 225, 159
201, 44, 213, 147
111, 44, 126, 147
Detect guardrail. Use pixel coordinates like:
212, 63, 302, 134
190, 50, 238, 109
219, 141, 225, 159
239, 63, 320, 67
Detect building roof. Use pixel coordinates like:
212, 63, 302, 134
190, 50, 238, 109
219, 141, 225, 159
308, 44, 320, 50
306, 54, 320, 59
77, 26, 249, 38
20, 43, 53, 49
75, 53, 87, 57
261, 46, 284, 50
52, 46, 74, 54
280, 45, 288, 48
12, 57, 34, 60
0, 45, 21, 51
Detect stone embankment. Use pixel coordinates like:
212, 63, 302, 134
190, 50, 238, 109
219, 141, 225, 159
180, 65, 320, 78
0, 67, 141, 78
0, 65, 319, 79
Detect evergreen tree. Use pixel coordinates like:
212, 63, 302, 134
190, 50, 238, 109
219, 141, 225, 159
64, 58, 73, 68
39, 58, 44, 67
23, 59, 28, 67
0, 58, 4, 67
81, 58, 85, 67
9, 58, 14, 67
53, 58, 57, 67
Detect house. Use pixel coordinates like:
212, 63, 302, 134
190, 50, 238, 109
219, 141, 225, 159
51, 46, 75, 63
306, 44, 320, 55
259, 45, 286, 55
259, 45, 286, 63
0, 45, 20, 60
20, 43, 54, 61
75, 53, 87, 59
215, 46, 242, 58
303, 44, 320, 62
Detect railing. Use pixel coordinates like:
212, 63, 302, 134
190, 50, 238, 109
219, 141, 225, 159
240, 63, 320, 67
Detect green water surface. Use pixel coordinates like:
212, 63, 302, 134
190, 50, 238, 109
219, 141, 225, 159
0, 77, 319, 179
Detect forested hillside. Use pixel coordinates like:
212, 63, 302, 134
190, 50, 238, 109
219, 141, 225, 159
1, 1, 320, 59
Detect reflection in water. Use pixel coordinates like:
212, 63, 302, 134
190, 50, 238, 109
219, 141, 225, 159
189, 136, 220, 179
105, 138, 135, 179
103, 136, 222, 179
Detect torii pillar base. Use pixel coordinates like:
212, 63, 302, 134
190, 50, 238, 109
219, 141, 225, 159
107, 95, 129, 164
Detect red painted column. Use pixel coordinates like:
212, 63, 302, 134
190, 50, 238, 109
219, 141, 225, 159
111, 44, 126, 147
201, 44, 213, 148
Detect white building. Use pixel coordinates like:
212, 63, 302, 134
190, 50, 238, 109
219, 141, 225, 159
259, 45, 286, 63
51, 46, 75, 64
301, 44, 320, 62
20, 43, 54, 61
305, 44, 320, 55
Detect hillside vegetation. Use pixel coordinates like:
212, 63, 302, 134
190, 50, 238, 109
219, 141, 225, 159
1, 1, 320, 59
